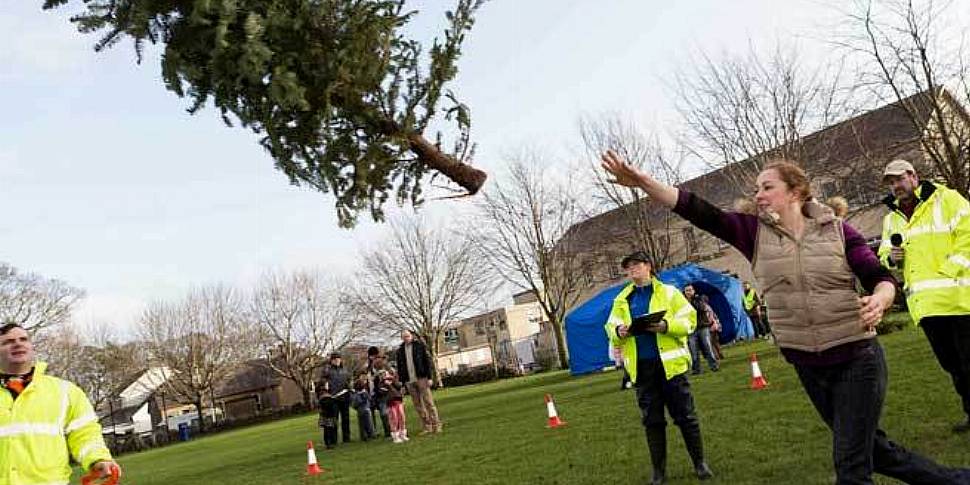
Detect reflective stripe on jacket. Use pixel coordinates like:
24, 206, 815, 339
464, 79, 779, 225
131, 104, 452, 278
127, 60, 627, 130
878, 181, 970, 324
0, 362, 112, 485
605, 279, 696, 381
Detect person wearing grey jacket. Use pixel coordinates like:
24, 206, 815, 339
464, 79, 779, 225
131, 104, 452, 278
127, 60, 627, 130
321, 352, 352, 443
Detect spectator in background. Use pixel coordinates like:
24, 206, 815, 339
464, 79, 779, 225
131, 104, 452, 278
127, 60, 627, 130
684, 284, 719, 375
742, 281, 768, 339
396, 330, 442, 434
614, 346, 632, 390
702, 295, 724, 360
321, 352, 352, 443
316, 379, 339, 449
382, 368, 408, 443
366, 346, 391, 439
351, 374, 375, 441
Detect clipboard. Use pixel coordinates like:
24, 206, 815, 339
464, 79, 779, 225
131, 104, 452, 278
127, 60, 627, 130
628, 310, 667, 336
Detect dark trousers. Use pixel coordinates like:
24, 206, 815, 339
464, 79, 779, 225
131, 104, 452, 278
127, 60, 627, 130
794, 341, 967, 485
635, 359, 699, 431
336, 397, 351, 442
748, 310, 767, 337
921, 315, 970, 419
355, 406, 375, 440
321, 425, 338, 448
372, 400, 390, 437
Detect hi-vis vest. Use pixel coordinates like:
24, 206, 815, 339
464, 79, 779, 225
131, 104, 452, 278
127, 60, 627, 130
0, 362, 112, 485
605, 279, 696, 382
879, 181, 970, 324
743, 289, 758, 311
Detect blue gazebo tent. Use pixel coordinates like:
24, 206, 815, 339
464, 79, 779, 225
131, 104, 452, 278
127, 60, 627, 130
564, 263, 754, 375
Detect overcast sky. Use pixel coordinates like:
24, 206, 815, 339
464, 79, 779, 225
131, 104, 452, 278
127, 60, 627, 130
0, 0, 882, 335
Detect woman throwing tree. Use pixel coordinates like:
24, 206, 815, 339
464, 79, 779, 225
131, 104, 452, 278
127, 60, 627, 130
601, 150, 970, 485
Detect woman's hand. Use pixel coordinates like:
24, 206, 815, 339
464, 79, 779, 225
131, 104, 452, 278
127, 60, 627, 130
859, 281, 895, 331
600, 150, 680, 208
600, 150, 650, 188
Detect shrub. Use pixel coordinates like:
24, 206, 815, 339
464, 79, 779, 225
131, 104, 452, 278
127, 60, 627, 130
440, 365, 518, 388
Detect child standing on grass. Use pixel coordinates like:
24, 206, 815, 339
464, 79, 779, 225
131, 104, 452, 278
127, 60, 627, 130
382, 367, 408, 443
317, 380, 339, 449
351, 374, 375, 441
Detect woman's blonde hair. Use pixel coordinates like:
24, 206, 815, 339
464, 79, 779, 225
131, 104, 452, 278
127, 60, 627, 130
763, 160, 812, 202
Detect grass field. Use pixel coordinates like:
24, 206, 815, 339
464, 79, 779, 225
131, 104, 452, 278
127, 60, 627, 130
103, 325, 968, 484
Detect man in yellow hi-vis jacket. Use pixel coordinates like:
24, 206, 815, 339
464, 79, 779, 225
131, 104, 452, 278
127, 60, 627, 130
0, 323, 121, 484
606, 251, 712, 485
879, 159, 970, 433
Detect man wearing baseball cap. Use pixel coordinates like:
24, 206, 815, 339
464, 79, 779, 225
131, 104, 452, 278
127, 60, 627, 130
879, 158, 970, 433
607, 251, 713, 483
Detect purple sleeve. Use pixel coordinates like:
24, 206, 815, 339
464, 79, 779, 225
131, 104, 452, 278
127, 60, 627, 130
673, 190, 759, 261
843, 223, 896, 292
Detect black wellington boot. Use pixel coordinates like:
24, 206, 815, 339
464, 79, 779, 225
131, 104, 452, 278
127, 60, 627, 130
645, 427, 667, 485
680, 424, 714, 480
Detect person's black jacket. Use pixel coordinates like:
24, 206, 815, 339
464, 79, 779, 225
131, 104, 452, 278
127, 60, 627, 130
396, 339, 432, 383
689, 295, 712, 328
321, 364, 351, 401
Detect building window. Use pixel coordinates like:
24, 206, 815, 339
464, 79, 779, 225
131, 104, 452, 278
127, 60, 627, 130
475, 322, 485, 335
444, 328, 459, 345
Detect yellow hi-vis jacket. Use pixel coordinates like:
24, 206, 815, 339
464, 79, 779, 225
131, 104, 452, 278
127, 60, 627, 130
879, 181, 970, 324
0, 362, 112, 485
743, 289, 758, 312
605, 278, 696, 382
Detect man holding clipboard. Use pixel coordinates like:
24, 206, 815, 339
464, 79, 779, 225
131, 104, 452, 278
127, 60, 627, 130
606, 251, 713, 484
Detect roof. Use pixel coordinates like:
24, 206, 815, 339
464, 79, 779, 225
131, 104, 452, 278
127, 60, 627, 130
215, 360, 282, 397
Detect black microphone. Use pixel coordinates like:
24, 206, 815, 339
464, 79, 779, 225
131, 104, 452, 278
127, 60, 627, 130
889, 233, 904, 267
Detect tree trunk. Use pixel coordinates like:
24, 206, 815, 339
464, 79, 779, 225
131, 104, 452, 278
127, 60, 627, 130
550, 318, 569, 370
428, 340, 444, 388
300, 385, 313, 410
195, 399, 206, 434
405, 132, 487, 195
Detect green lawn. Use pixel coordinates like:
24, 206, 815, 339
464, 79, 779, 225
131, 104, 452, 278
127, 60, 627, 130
105, 325, 968, 484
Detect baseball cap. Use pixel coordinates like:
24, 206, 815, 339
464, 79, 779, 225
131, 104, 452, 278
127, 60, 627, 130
620, 251, 652, 269
882, 159, 915, 181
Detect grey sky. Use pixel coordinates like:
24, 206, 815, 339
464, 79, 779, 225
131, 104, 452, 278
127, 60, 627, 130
1, 0, 848, 333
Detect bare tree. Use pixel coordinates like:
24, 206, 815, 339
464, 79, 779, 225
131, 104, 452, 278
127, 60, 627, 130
38, 322, 140, 411
250, 270, 359, 406
353, 216, 492, 387
140, 285, 247, 434
471, 154, 589, 369
672, 43, 861, 193
837, 0, 970, 195
579, 113, 686, 268
0, 262, 84, 333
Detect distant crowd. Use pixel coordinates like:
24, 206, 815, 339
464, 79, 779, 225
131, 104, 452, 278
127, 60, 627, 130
316, 329, 442, 448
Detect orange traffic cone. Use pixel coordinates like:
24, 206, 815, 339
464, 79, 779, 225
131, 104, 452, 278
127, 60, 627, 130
545, 393, 566, 428
749, 353, 768, 390
306, 440, 323, 475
